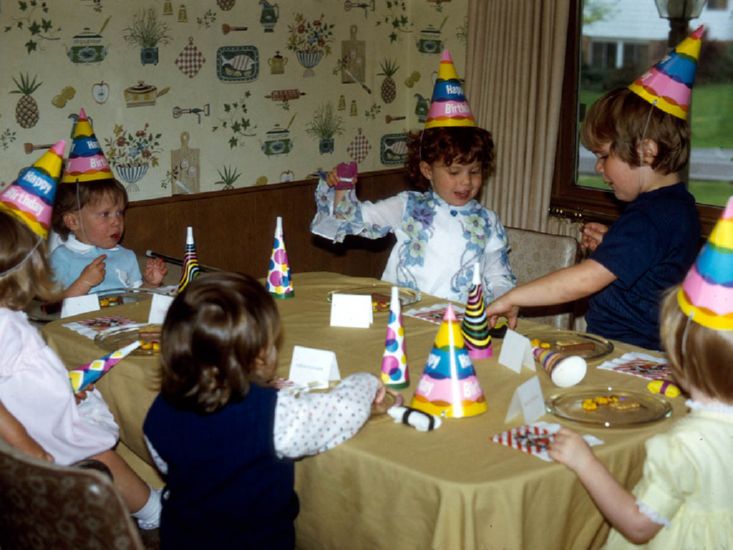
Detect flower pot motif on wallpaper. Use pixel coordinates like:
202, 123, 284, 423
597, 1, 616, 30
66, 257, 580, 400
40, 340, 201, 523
104, 123, 162, 192
287, 13, 334, 77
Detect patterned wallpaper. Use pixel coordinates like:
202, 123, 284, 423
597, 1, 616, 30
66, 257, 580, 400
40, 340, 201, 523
0, 0, 468, 201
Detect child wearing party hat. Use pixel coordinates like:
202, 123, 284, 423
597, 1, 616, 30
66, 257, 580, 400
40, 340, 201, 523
0, 147, 161, 529
51, 108, 167, 297
489, 27, 704, 350
550, 196, 733, 548
312, 50, 515, 304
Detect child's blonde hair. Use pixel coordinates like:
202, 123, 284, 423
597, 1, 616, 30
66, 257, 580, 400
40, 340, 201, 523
52, 179, 128, 240
660, 287, 733, 401
0, 211, 60, 309
159, 272, 282, 414
581, 88, 690, 175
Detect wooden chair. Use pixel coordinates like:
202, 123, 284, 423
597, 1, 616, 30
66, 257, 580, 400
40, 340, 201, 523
0, 438, 144, 550
505, 227, 580, 329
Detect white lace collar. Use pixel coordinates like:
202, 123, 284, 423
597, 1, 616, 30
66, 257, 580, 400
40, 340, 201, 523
65, 233, 119, 253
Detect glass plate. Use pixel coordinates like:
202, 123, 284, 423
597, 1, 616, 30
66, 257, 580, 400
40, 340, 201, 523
94, 323, 162, 356
327, 286, 421, 312
546, 387, 672, 427
521, 328, 613, 360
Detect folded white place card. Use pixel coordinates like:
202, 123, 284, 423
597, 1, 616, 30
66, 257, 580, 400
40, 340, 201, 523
148, 293, 175, 324
505, 376, 546, 424
329, 293, 373, 328
498, 329, 536, 374
60, 294, 100, 318
289, 345, 341, 390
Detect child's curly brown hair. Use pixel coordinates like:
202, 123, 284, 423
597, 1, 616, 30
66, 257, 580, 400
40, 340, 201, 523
404, 127, 495, 191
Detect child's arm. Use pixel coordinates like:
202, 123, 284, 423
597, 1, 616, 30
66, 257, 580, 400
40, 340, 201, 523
141, 257, 168, 288
63, 254, 107, 298
274, 373, 383, 459
0, 401, 53, 462
487, 259, 616, 327
550, 428, 662, 544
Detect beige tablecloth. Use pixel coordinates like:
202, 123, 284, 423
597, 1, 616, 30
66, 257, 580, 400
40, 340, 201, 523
43, 272, 686, 550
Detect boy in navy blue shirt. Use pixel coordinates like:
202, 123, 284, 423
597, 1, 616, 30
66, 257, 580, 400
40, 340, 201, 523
487, 28, 704, 350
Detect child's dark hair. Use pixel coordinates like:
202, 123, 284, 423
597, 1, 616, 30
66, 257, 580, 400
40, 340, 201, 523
0, 211, 60, 309
405, 127, 495, 191
660, 287, 733, 402
52, 179, 128, 239
159, 271, 282, 414
581, 88, 690, 175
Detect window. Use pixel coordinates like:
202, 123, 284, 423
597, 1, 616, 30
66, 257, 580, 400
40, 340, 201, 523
552, 0, 733, 235
707, 0, 728, 11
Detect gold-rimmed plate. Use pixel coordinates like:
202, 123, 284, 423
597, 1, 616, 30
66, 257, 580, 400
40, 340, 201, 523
521, 329, 613, 360
327, 286, 421, 312
94, 323, 162, 356
546, 387, 672, 427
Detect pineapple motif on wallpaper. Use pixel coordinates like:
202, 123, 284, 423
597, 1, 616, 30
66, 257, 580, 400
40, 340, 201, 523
11, 73, 42, 129
378, 59, 399, 104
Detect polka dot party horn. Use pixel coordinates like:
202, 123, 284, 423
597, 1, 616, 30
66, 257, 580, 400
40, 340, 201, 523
68, 340, 141, 393
381, 286, 409, 389
266, 216, 294, 299
177, 226, 202, 294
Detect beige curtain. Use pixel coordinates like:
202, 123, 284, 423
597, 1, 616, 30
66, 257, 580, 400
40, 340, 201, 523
466, 0, 576, 236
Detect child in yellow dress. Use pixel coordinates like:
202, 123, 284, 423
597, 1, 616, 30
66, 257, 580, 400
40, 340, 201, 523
550, 197, 733, 548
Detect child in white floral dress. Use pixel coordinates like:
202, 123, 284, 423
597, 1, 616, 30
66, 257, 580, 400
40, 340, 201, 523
311, 51, 515, 304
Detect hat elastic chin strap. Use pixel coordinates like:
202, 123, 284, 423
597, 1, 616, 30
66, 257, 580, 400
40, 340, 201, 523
0, 237, 41, 279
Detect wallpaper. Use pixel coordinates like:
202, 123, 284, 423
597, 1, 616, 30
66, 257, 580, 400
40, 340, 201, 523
0, 0, 468, 201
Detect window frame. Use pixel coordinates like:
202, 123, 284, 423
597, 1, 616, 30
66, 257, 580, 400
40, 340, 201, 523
551, 0, 721, 236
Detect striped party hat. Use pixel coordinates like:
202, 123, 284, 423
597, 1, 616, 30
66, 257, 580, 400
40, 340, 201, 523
61, 108, 114, 183
424, 50, 477, 129
628, 25, 704, 120
177, 226, 202, 294
677, 196, 733, 330
0, 140, 65, 239
461, 263, 492, 359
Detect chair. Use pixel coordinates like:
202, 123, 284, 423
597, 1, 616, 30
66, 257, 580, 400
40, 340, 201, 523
0, 438, 144, 550
505, 226, 580, 329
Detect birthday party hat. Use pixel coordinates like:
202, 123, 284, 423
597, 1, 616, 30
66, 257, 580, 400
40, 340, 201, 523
68, 340, 141, 393
411, 304, 487, 418
677, 196, 733, 330
628, 25, 704, 120
266, 216, 294, 299
61, 108, 114, 183
381, 286, 409, 389
461, 263, 492, 359
424, 50, 477, 129
177, 226, 202, 294
0, 140, 65, 239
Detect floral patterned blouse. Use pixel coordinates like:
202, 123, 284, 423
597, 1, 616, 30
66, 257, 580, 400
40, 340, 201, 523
312, 180, 515, 303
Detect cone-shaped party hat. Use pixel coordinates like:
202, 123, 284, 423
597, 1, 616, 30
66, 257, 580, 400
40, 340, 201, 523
0, 140, 65, 239
61, 108, 114, 183
266, 216, 294, 299
461, 263, 492, 359
381, 286, 409, 389
177, 226, 201, 294
68, 340, 141, 393
424, 50, 477, 129
411, 304, 487, 418
628, 25, 704, 120
677, 195, 733, 330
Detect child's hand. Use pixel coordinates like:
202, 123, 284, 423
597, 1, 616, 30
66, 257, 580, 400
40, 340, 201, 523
548, 427, 595, 472
143, 257, 168, 287
486, 296, 519, 329
81, 255, 107, 288
373, 381, 387, 406
74, 384, 94, 405
580, 222, 608, 252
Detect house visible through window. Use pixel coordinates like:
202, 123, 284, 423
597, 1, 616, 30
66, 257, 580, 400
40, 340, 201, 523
552, 0, 733, 236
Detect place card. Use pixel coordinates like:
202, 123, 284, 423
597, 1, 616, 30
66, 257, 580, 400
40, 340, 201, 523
60, 294, 100, 318
288, 345, 341, 390
505, 376, 546, 424
329, 293, 373, 328
148, 293, 175, 324
498, 329, 535, 374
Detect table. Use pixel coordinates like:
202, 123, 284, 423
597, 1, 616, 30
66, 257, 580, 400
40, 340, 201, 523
43, 272, 686, 550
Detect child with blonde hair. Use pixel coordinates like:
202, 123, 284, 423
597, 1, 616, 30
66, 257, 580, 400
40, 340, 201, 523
550, 196, 733, 547
0, 164, 160, 530
144, 272, 384, 549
